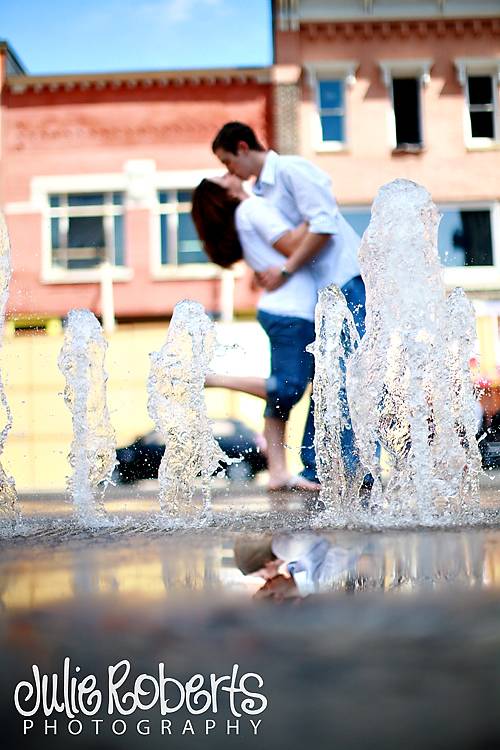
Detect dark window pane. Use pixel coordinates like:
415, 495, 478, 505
177, 212, 206, 264
68, 193, 104, 206
470, 111, 494, 138
319, 80, 343, 110
468, 76, 493, 106
438, 209, 492, 266
160, 214, 168, 265
50, 218, 59, 249
68, 216, 105, 248
321, 115, 344, 142
177, 190, 192, 204
393, 78, 421, 146
343, 211, 371, 238
49, 195, 60, 208
112, 192, 123, 205
158, 191, 169, 204
114, 215, 124, 265
67, 258, 101, 269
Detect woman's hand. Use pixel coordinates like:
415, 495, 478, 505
256, 266, 287, 291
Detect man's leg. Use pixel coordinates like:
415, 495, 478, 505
299, 391, 318, 483
340, 275, 367, 481
340, 275, 377, 497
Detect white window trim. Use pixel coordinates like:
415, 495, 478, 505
343, 201, 500, 291
23, 167, 236, 284
439, 201, 499, 291
454, 58, 500, 150
379, 59, 432, 151
34, 176, 130, 284
304, 61, 358, 153
151, 169, 243, 281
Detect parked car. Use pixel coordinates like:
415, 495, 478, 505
478, 410, 500, 469
114, 418, 267, 483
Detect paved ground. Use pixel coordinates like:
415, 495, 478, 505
1, 478, 500, 750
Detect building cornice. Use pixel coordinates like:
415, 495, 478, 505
5, 66, 273, 94
0, 40, 27, 75
301, 17, 500, 41
276, 0, 500, 28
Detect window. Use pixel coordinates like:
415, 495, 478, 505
379, 60, 432, 152
158, 190, 206, 266
467, 76, 496, 139
304, 61, 358, 150
343, 206, 494, 268
317, 79, 345, 143
392, 78, 421, 147
438, 209, 493, 267
49, 192, 124, 270
455, 59, 500, 146
343, 210, 371, 239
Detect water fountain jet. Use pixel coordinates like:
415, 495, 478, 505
0, 214, 19, 527
345, 179, 482, 521
147, 300, 230, 516
58, 309, 116, 523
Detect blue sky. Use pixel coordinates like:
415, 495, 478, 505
0, 0, 273, 75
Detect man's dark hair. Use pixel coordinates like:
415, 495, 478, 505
212, 122, 265, 155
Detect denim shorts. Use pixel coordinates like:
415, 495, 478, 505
257, 309, 315, 421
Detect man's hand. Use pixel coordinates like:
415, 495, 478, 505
255, 266, 286, 291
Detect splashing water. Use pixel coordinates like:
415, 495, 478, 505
308, 285, 363, 510
147, 300, 230, 516
346, 179, 481, 521
0, 214, 19, 526
58, 309, 116, 522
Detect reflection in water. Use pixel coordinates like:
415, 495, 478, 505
2, 528, 500, 613
234, 530, 500, 602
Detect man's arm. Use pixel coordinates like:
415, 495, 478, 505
258, 159, 338, 290
272, 221, 309, 257
257, 232, 331, 291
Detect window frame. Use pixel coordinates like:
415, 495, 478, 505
379, 59, 432, 153
343, 200, 500, 291
455, 58, 500, 149
304, 61, 358, 153
152, 170, 239, 281
48, 191, 124, 272
35, 174, 132, 285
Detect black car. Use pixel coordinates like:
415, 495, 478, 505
478, 410, 500, 469
114, 418, 268, 483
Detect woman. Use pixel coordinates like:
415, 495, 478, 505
192, 174, 319, 492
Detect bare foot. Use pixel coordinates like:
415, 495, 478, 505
268, 475, 320, 493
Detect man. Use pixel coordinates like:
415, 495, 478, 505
212, 121, 369, 489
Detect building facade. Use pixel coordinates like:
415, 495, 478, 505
0, 43, 273, 324
273, 0, 500, 388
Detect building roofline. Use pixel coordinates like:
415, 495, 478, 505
0, 40, 27, 74
5, 65, 273, 93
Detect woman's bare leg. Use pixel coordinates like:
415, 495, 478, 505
206, 375, 319, 491
264, 417, 290, 489
205, 374, 267, 400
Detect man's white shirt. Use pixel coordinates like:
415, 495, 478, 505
253, 150, 361, 290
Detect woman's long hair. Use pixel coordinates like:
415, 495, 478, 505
191, 179, 243, 268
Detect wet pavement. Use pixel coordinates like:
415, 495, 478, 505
1, 481, 500, 749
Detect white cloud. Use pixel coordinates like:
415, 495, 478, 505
134, 0, 226, 25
